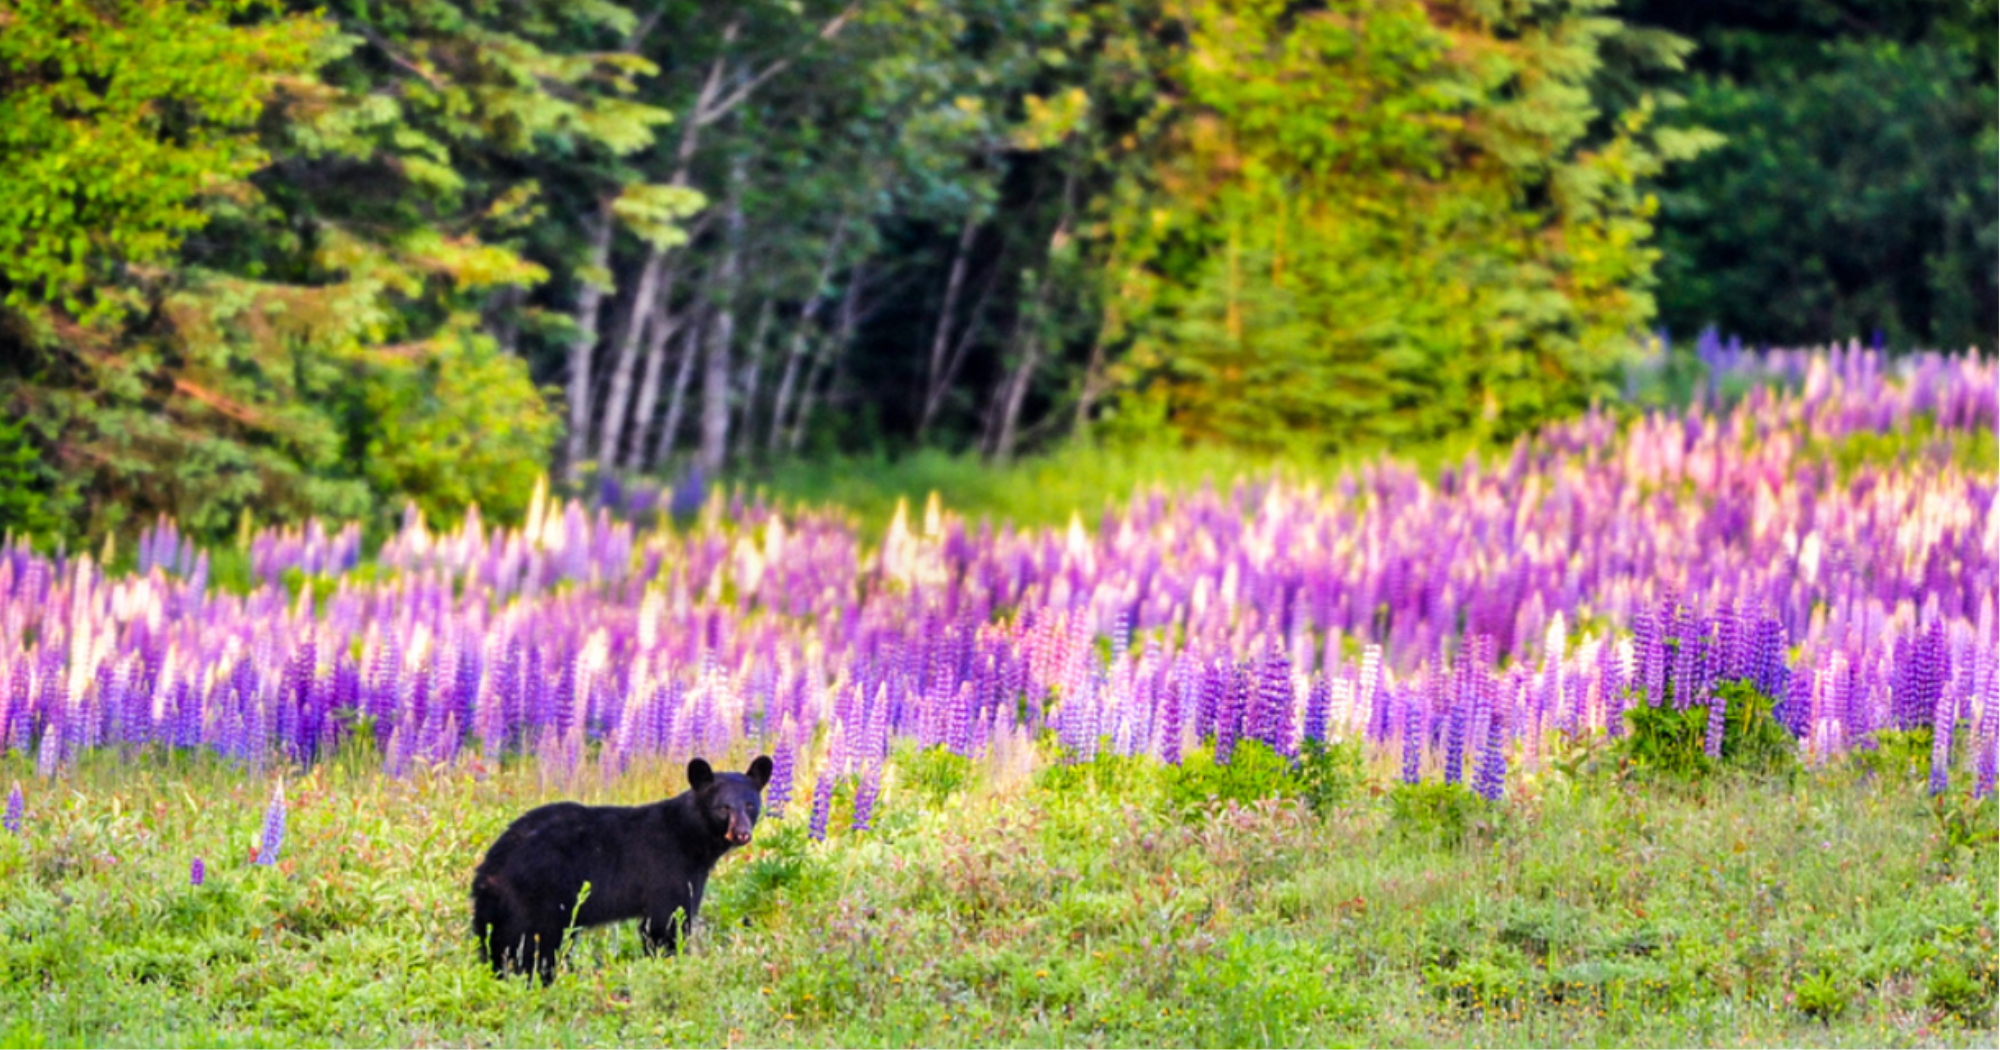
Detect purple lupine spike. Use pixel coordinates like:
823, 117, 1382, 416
1703, 690, 1727, 760
1214, 663, 1246, 765
1974, 655, 1996, 800
1891, 632, 1918, 731
1781, 656, 1814, 738
1715, 602, 1741, 684
1445, 650, 1472, 785
191, 856, 205, 886
1671, 603, 1699, 710
1302, 673, 1331, 745
1257, 640, 1294, 755
1196, 659, 1223, 743
808, 771, 834, 842
851, 766, 881, 831
1160, 666, 1188, 766
1472, 686, 1506, 802
1928, 683, 1954, 796
1633, 604, 1660, 707
1754, 616, 1787, 701
1601, 640, 1629, 739
767, 731, 796, 819
3, 781, 21, 834
1400, 683, 1423, 785
256, 781, 286, 866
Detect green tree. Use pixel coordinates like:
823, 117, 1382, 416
1103, 0, 1716, 454
1628, 0, 1998, 349
0, 0, 676, 539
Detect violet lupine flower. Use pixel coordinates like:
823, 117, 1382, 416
1302, 674, 1331, 746
1781, 661, 1815, 739
1445, 655, 1471, 785
1218, 662, 1253, 765
851, 767, 881, 832
1928, 685, 1954, 796
807, 772, 835, 842
256, 781, 286, 866
1634, 604, 1663, 707
1255, 641, 1293, 755
1195, 660, 1224, 743
1472, 696, 1505, 802
3, 781, 21, 834
1159, 670, 1188, 766
1703, 693, 1727, 760
767, 733, 796, 819
191, 857, 205, 886
1399, 684, 1422, 786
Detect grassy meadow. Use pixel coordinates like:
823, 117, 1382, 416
0, 737, 1992, 1048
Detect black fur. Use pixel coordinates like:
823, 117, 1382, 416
471, 755, 772, 981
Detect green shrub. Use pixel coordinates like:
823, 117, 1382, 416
1619, 678, 1796, 780
1159, 737, 1364, 819
896, 744, 975, 807
1925, 957, 1998, 1027
1855, 728, 1935, 781
1294, 738, 1365, 816
1388, 781, 1490, 847
1794, 968, 1849, 1021
1162, 739, 1296, 815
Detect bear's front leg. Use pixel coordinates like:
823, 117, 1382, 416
640, 905, 692, 956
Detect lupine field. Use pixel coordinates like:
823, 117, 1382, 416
1, 346, 1995, 1047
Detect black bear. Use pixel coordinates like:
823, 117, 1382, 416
471, 755, 772, 981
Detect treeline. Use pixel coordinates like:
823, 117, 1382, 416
0, 0, 1989, 542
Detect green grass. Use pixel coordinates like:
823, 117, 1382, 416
1, 741, 1992, 1047
746, 434, 1490, 540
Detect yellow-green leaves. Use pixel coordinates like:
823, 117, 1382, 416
614, 184, 710, 252
0, 0, 329, 322
1108, 0, 1710, 455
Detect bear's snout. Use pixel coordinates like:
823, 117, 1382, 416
727, 821, 753, 845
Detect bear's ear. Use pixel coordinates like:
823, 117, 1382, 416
687, 758, 715, 789
747, 755, 773, 789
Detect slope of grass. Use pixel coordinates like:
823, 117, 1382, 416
1, 742, 1991, 1048
746, 434, 1490, 540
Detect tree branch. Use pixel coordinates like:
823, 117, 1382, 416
695, 1, 864, 127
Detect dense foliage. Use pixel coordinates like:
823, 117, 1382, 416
1630, 0, 1998, 350
1105, 0, 1718, 453
0, 0, 1987, 546
0, 0, 1685, 542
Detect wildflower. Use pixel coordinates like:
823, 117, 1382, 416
256, 781, 286, 866
808, 772, 834, 842
852, 767, 881, 832
191, 857, 206, 886
3, 781, 21, 835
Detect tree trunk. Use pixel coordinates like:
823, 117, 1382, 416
990, 325, 1042, 465
931, 261, 1001, 436
734, 298, 775, 461
619, 268, 685, 473
697, 153, 748, 474
790, 264, 865, 454
593, 250, 671, 471
768, 217, 848, 452
990, 168, 1079, 465
918, 215, 979, 439
562, 201, 617, 484
1072, 333, 1108, 435
484, 285, 523, 356
652, 300, 706, 470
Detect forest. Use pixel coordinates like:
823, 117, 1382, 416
0, 0, 1993, 540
